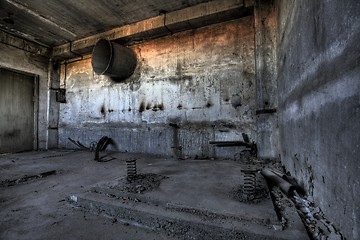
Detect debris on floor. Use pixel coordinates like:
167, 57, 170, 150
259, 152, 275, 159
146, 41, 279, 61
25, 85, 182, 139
292, 190, 344, 240
113, 173, 168, 194
0, 150, 310, 239
261, 168, 344, 239
68, 136, 115, 162
230, 182, 269, 204
0, 170, 58, 187
94, 136, 112, 161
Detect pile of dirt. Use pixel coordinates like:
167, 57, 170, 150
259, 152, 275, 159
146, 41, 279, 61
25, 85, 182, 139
230, 184, 269, 204
114, 173, 168, 194
0, 170, 58, 187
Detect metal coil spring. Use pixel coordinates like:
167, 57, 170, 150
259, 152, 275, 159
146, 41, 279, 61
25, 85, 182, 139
242, 169, 257, 197
126, 159, 137, 180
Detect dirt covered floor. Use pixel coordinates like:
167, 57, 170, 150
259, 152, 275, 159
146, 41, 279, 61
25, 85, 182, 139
0, 150, 174, 240
0, 150, 308, 239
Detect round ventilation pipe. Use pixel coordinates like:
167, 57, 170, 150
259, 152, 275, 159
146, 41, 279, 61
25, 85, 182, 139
91, 39, 137, 80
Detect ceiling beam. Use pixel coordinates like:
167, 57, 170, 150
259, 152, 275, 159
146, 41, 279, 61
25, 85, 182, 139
0, 30, 50, 57
52, 0, 253, 60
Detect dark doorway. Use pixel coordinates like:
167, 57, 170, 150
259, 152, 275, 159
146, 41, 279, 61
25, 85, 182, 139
0, 68, 36, 153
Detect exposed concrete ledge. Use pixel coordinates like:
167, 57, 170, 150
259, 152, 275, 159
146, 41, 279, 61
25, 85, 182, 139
52, 0, 253, 60
0, 30, 50, 57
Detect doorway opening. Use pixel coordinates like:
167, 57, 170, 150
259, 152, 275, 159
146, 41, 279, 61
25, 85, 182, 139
0, 67, 38, 153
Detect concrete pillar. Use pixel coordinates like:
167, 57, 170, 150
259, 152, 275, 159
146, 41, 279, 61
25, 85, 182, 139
254, 0, 279, 159
47, 60, 60, 148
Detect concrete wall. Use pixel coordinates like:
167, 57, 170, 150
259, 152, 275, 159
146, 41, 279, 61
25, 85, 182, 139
0, 31, 50, 150
58, 17, 256, 159
275, 0, 360, 238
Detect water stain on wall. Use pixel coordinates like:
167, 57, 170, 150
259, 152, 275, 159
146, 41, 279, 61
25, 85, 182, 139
100, 105, 106, 116
139, 102, 145, 113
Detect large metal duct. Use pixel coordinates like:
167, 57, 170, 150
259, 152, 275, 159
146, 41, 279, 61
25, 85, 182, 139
91, 39, 137, 80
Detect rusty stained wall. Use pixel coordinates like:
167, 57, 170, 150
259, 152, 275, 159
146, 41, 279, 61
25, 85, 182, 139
58, 17, 256, 159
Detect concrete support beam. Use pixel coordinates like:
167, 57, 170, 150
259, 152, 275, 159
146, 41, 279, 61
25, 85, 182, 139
52, 0, 253, 60
0, 30, 50, 57
254, 0, 279, 159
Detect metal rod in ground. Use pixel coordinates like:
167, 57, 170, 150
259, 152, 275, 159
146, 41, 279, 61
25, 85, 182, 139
126, 159, 137, 180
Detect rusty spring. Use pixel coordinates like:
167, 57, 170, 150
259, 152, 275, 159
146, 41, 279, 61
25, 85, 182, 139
241, 168, 257, 197
126, 159, 137, 181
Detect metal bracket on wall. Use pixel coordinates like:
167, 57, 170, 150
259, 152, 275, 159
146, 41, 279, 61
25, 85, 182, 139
56, 88, 66, 103
255, 108, 277, 115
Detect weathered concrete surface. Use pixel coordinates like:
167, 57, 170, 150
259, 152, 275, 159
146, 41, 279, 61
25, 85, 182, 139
0, 30, 50, 56
52, 0, 253, 58
0, 0, 210, 47
0, 151, 177, 240
275, 0, 360, 238
0, 150, 309, 239
59, 18, 257, 159
254, 0, 279, 159
0, 30, 50, 150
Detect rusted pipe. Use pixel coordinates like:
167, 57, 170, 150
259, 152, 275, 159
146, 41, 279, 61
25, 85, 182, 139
94, 136, 111, 161
261, 168, 300, 195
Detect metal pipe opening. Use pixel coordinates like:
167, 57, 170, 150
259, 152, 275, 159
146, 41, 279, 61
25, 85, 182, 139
91, 39, 137, 80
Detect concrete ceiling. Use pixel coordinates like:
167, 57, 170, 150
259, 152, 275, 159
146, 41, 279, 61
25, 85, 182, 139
0, 0, 210, 47
0, 0, 254, 59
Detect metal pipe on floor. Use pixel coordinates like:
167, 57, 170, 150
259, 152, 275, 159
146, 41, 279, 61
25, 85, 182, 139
260, 168, 300, 195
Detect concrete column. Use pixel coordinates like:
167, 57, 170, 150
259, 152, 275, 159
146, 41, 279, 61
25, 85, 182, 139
47, 60, 60, 148
254, 0, 279, 159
